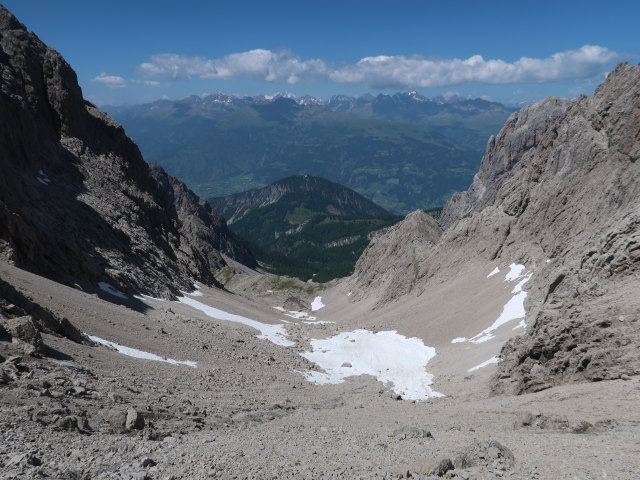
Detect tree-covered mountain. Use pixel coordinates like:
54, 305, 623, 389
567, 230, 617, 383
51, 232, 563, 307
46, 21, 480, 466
210, 176, 403, 282
107, 93, 514, 213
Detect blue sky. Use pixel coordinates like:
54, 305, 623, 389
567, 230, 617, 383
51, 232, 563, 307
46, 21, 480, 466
4, 0, 639, 106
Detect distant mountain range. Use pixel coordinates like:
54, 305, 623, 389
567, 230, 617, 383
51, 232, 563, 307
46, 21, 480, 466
107, 92, 515, 213
210, 175, 402, 282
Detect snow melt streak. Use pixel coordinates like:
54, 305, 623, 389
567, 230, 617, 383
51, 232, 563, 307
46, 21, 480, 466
301, 329, 443, 400
178, 296, 294, 346
467, 356, 501, 372
88, 335, 197, 367
453, 263, 532, 344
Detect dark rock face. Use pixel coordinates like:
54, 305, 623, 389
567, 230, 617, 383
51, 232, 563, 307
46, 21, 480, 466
0, 6, 253, 298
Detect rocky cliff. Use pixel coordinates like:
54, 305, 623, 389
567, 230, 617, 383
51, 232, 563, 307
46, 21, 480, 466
351, 62, 640, 393
0, 6, 254, 298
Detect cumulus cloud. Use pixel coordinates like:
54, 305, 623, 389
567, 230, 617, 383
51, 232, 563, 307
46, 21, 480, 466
138, 48, 327, 84
137, 45, 624, 89
328, 46, 621, 88
92, 73, 129, 88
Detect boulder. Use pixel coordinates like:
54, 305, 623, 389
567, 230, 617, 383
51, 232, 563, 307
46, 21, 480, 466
2, 315, 43, 354
125, 407, 145, 430
454, 441, 515, 471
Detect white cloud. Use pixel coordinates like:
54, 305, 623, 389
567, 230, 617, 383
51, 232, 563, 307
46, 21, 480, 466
328, 46, 621, 88
138, 48, 327, 85
136, 45, 625, 89
92, 73, 128, 89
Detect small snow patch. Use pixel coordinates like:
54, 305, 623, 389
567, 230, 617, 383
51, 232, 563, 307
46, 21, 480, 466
462, 264, 532, 344
451, 337, 468, 344
179, 296, 294, 346
273, 306, 316, 321
346, 291, 352, 297
311, 296, 325, 311
467, 356, 501, 372
88, 335, 197, 367
98, 282, 127, 299
133, 293, 165, 302
504, 263, 526, 281
487, 267, 500, 278
300, 329, 443, 400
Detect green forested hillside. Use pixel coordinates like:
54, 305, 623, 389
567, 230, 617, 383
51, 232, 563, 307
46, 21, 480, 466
210, 176, 403, 282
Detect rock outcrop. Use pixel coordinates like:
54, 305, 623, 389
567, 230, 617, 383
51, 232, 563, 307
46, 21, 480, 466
0, 276, 87, 346
0, 6, 254, 298
349, 210, 442, 304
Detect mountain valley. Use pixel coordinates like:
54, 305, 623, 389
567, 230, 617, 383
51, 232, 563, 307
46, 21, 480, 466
107, 92, 513, 213
1, 5, 640, 480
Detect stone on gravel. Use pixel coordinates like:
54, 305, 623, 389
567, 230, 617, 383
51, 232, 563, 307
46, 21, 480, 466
433, 458, 454, 476
106, 408, 127, 431
126, 407, 145, 430
54, 415, 80, 432
141, 458, 157, 468
454, 441, 515, 471
517, 410, 542, 427
391, 426, 433, 440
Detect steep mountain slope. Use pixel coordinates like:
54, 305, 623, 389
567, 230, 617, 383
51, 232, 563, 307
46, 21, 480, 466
210, 175, 390, 224
107, 95, 484, 213
349, 62, 640, 393
0, 6, 254, 299
211, 176, 402, 282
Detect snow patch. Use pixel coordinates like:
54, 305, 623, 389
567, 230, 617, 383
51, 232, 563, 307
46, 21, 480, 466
451, 337, 468, 344
301, 320, 335, 325
346, 291, 352, 297
98, 282, 127, 299
504, 263, 526, 281
311, 296, 325, 311
88, 335, 197, 367
133, 293, 165, 302
179, 296, 294, 346
460, 264, 532, 344
467, 356, 501, 372
487, 267, 500, 278
300, 329, 443, 400
273, 306, 316, 321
